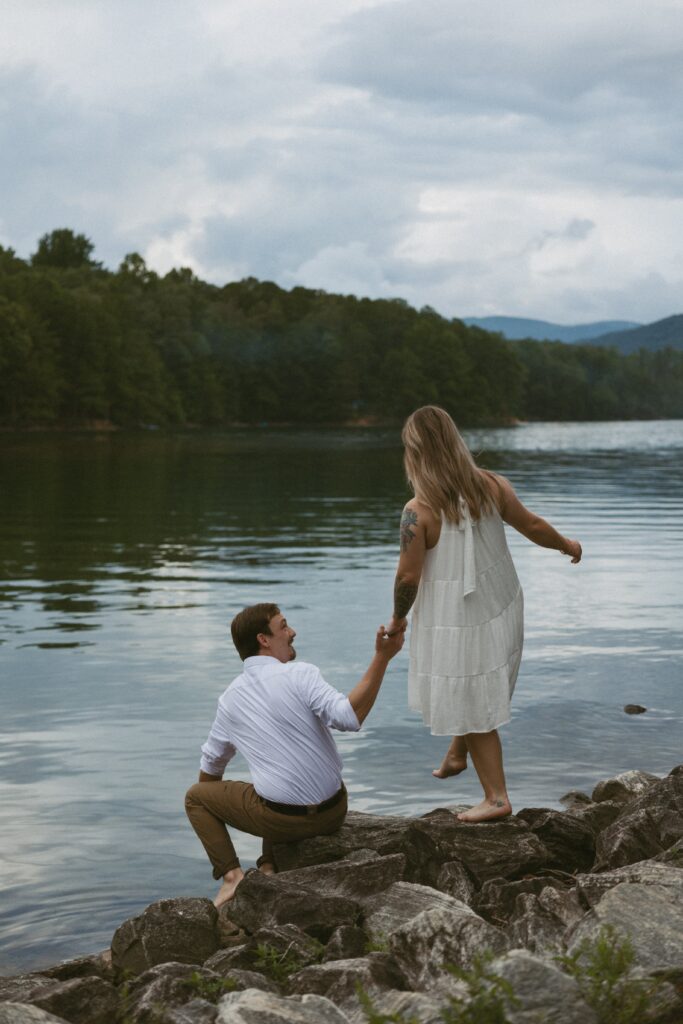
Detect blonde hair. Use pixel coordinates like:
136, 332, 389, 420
402, 406, 494, 524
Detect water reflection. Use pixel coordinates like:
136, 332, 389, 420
1, 422, 682, 973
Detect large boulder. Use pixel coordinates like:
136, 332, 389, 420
203, 923, 322, 982
591, 769, 660, 805
367, 990, 445, 1024
0, 975, 118, 1024
575, 859, 683, 907
120, 963, 225, 1023
567, 881, 683, 970
515, 808, 595, 873
565, 799, 623, 837
362, 881, 468, 943
323, 926, 368, 962
40, 950, 114, 983
215, 990, 350, 1022
474, 872, 574, 925
433, 860, 476, 904
288, 953, 406, 1017
0, 1008, 70, 1024
111, 898, 219, 975
272, 812, 432, 878
276, 850, 406, 900
508, 886, 585, 953
389, 905, 509, 992
225, 871, 361, 941
593, 770, 683, 870
408, 814, 550, 885
489, 949, 598, 1024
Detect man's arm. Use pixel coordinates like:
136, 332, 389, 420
347, 626, 405, 725
198, 770, 222, 782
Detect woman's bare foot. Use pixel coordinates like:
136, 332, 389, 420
259, 862, 276, 875
456, 797, 512, 822
214, 867, 245, 907
432, 755, 467, 779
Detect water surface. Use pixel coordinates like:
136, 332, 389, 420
1, 421, 682, 973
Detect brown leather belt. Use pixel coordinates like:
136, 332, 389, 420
262, 785, 345, 817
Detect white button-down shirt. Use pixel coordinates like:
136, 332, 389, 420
200, 655, 361, 805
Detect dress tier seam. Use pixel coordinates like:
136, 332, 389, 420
412, 585, 523, 632
409, 646, 523, 682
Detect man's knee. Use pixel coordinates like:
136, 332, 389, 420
184, 783, 203, 813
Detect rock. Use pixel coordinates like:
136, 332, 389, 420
575, 860, 683, 907
289, 953, 406, 1017
277, 851, 406, 899
489, 949, 598, 1024
367, 989, 445, 1024
40, 950, 114, 983
111, 898, 219, 975
623, 704, 647, 714
0, 1008, 70, 1024
434, 861, 476, 904
160, 1000, 219, 1024
474, 873, 574, 926
655, 836, 683, 867
0, 977, 56, 1004
225, 871, 361, 941
202, 945, 256, 976
566, 798, 622, 836
593, 771, 683, 870
567, 881, 683, 970
558, 790, 592, 811
508, 886, 585, 953
121, 963, 225, 1023
29, 976, 119, 1024
248, 923, 324, 966
0, 974, 118, 1024
215, 909, 247, 949
221, 970, 279, 994
272, 811, 431, 879
215, 989, 351, 1022
389, 905, 509, 992
409, 814, 550, 886
362, 881, 467, 943
515, 808, 595, 873
323, 926, 368, 962
591, 769, 660, 805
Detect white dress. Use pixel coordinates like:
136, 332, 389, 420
408, 504, 524, 735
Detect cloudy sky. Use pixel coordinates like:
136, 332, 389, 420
2, 0, 682, 323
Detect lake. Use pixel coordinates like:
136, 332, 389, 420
1, 420, 682, 974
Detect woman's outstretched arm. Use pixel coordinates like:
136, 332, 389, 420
491, 473, 582, 562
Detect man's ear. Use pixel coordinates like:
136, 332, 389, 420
256, 632, 269, 649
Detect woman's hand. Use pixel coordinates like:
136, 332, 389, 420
384, 615, 407, 638
561, 539, 582, 563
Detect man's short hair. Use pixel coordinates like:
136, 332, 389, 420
231, 603, 280, 661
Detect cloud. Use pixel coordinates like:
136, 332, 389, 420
1, 0, 682, 323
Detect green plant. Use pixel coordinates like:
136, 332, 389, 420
364, 933, 389, 953
356, 983, 420, 1023
252, 940, 322, 983
441, 952, 518, 1024
557, 925, 662, 1024
180, 970, 238, 1003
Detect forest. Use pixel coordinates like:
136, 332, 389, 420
1, 229, 682, 428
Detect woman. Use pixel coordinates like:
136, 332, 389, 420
388, 406, 581, 822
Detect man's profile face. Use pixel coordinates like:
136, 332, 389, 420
259, 612, 296, 663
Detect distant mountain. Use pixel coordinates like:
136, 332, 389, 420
463, 316, 641, 343
583, 314, 683, 354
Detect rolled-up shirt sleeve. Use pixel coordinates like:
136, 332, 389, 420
199, 702, 238, 775
304, 666, 361, 732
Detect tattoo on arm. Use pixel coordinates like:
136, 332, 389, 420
400, 508, 418, 552
394, 579, 419, 620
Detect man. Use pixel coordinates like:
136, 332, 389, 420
185, 603, 404, 907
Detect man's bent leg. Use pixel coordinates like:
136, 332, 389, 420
185, 781, 246, 879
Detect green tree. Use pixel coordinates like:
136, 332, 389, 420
31, 229, 100, 270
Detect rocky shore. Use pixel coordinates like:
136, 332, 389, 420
1, 766, 682, 1024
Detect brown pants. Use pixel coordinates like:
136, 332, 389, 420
184, 780, 348, 879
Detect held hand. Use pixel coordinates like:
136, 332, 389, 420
376, 624, 405, 658
384, 615, 407, 638
562, 539, 582, 564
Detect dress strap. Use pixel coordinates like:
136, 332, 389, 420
457, 501, 477, 596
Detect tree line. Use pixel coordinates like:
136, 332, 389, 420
1, 229, 682, 428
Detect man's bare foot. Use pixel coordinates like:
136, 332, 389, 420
432, 755, 467, 779
214, 867, 245, 907
259, 862, 276, 875
456, 797, 512, 822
